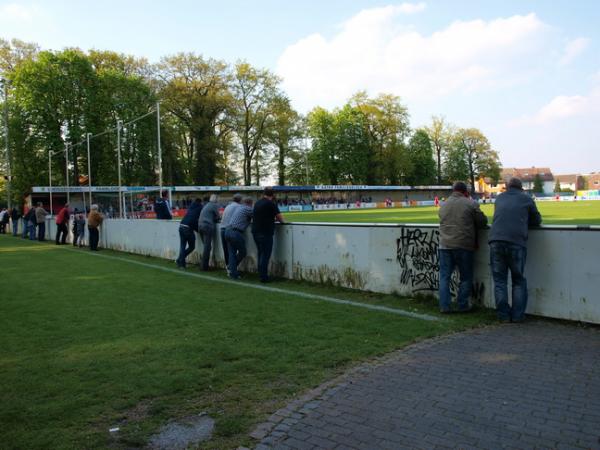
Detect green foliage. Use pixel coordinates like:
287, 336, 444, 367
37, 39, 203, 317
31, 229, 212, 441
533, 173, 544, 193
406, 129, 436, 185
554, 179, 561, 193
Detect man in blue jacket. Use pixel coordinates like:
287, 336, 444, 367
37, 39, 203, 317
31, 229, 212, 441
176, 198, 202, 269
489, 177, 542, 323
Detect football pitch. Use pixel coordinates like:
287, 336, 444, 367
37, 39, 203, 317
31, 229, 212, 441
286, 200, 600, 225
0, 236, 494, 449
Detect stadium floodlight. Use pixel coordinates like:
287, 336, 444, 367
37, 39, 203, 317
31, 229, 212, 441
1, 77, 11, 209
64, 143, 70, 204
117, 120, 123, 218
48, 149, 58, 215
156, 102, 163, 198
87, 133, 92, 208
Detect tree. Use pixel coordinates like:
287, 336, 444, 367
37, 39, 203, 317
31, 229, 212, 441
452, 128, 501, 194
231, 62, 280, 185
156, 53, 232, 185
306, 107, 339, 184
406, 129, 436, 185
264, 95, 303, 186
554, 179, 561, 193
350, 92, 410, 184
533, 174, 544, 193
425, 116, 451, 184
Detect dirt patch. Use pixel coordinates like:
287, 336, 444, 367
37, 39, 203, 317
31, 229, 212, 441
146, 413, 215, 449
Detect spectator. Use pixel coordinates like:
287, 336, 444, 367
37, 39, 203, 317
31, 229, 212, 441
87, 204, 104, 251
220, 193, 242, 270
24, 206, 36, 240
10, 207, 20, 236
198, 194, 221, 271
224, 197, 253, 280
176, 198, 202, 269
438, 181, 488, 313
489, 177, 542, 323
252, 187, 285, 283
0, 208, 7, 234
55, 203, 70, 245
35, 202, 49, 241
73, 212, 86, 247
154, 193, 172, 220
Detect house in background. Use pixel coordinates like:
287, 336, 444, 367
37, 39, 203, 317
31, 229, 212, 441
554, 174, 584, 192
586, 172, 600, 190
501, 167, 555, 194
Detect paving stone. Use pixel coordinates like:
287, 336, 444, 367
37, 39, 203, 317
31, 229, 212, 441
253, 322, 600, 450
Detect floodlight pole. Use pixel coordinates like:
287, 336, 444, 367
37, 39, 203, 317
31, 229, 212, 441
117, 120, 123, 218
87, 132, 92, 208
48, 150, 53, 215
156, 102, 163, 197
64, 143, 70, 204
2, 78, 11, 209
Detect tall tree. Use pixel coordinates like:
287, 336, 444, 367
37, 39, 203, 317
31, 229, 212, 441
265, 95, 303, 186
425, 116, 452, 184
231, 62, 280, 185
406, 129, 436, 185
156, 53, 232, 185
451, 128, 501, 194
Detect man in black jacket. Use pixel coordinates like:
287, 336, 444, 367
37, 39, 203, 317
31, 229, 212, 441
252, 188, 285, 283
489, 177, 542, 323
176, 198, 202, 269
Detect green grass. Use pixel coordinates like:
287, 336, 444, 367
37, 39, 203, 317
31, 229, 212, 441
0, 235, 494, 449
286, 200, 600, 225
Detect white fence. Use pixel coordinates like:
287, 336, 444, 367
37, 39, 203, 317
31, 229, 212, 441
43, 218, 600, 324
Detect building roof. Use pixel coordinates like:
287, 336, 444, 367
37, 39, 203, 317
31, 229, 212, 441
501, 167, 554, 182
555, 174, 579, 184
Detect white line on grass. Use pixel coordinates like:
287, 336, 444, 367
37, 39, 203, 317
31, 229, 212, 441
46, 242, 440, 322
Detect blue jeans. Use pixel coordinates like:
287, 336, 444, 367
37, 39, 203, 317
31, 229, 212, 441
220, 228, 229, 267
253, 232, 274, 282
37, 222, 45, 241
225, 229, 246, 279
12, 219, 18, 236
28, 221, 36, 240
490, 241, 528, 321
439, 249, 474, 312
176, 226, 196, 268
198, 223, 215, 271
22, 219, 28, 238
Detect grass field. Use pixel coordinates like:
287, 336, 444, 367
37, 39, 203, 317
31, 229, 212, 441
0, 235, 494, 449
285, 200, 600, 225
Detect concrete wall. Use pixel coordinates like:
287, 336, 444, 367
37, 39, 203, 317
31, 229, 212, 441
44, 218, 600, 324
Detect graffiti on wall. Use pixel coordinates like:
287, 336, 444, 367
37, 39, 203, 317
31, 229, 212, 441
396, 227, 485, 303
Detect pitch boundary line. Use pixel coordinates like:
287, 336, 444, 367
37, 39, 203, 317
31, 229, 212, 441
58, 246, 440, 322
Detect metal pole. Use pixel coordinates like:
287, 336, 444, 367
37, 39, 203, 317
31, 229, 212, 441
87, 132, 92, 209
156, 102, 163, 197
49, 151, 53, 215
2, 79, 11, 209
65, 143, 70, 204
117, 120, 123, 218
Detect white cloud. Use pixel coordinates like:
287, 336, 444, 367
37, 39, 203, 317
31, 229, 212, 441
559, 37, 590, 66
512, 85, 600, 125
276, 7, 549, 112
0, 3, 42, 22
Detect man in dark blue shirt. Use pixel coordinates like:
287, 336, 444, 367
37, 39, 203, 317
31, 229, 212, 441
176, 198, 202, 269
489, 177, 542, 323
252, 188, 285, 282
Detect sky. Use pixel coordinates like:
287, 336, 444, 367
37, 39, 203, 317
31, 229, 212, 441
1, 0, 599, 174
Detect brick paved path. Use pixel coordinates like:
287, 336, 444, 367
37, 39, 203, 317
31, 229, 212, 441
254, 321, 600, 450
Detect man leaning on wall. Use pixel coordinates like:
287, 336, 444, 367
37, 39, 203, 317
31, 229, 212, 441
438, 181, 488, 313
489, 177, 542, 323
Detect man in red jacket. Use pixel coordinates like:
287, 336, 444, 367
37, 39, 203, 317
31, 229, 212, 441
55, 203, 70, 245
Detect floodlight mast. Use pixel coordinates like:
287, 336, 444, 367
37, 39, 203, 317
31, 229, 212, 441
87, 132, 92, 208
156, 102, 163, 198
117, 120, 123, 218
2, 78, 11, 209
